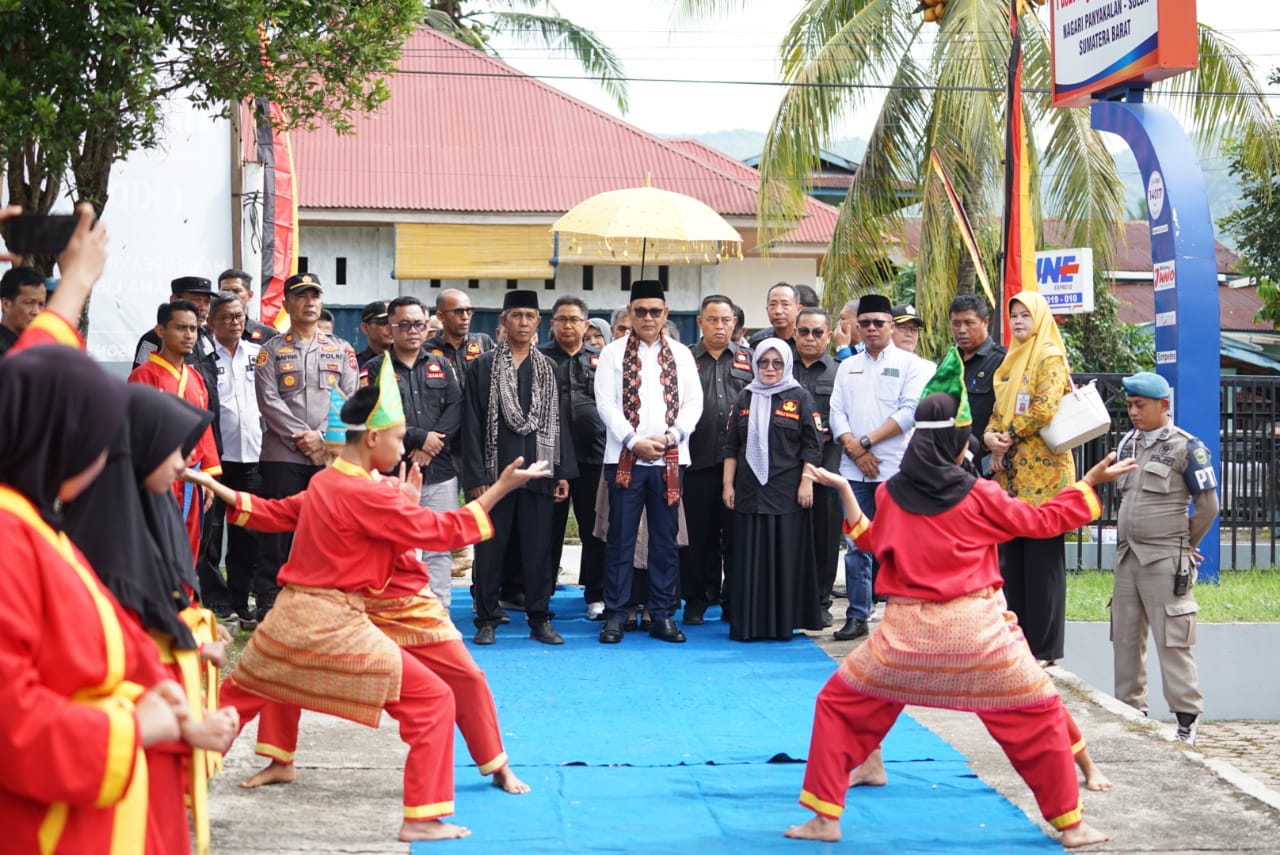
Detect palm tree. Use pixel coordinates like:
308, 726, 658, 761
424, 1, 629, 112
675, 0, 1279, 359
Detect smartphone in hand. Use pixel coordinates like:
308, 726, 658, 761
5, 213, 79, 255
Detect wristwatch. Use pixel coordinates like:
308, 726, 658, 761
859, 435, 873, 451
664, 431, 677, 450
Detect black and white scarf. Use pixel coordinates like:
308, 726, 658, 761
484, 343, 559, 480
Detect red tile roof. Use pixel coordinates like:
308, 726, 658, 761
1113, 282, 1269, 331
290, 25, 833, 251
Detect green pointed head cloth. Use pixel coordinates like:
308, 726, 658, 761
921, 347, 972, 428
367, 351, 405, 431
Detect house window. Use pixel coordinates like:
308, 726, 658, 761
582, 266, 594, 291
468, 279, 479, 290
506, 279, 518, 290
544, 278, 555, 290
297, 256, 309, 274
335, 257, 347, 285
659, 265, 669, 290
621, 266, 632, 291
430, 279, 441, 289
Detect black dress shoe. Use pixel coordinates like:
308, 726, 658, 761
683, 604, 706, 626
819, 607, 833, 629
529, 622, 564, 645
473, 625, 496, 645
649, 618, 686, 643
832, 618, 869, 641
599, 619, 624, 644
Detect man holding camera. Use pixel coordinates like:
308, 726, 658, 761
1111, 371, 1219, 745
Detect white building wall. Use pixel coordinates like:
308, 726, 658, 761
297, 222, 825, 332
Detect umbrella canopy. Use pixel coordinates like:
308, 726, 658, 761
552, 186, 743, 272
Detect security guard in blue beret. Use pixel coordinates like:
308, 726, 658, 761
1112, 371, 1219, 745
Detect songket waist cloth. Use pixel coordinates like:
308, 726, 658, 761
233, 585, 402, 727
836, 586, 1057, 712
367, 592, 463, 646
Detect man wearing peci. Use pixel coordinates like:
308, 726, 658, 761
681, 294, 753, 625
594, 280, 703, 645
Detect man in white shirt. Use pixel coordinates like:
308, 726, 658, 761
828, 294, 929, 640
594, 280, 703, 644
209, 290, 266, 627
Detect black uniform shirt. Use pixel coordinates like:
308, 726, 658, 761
424, 332, 495, 389
723, 387, 823, 515
0, 324, 18, 357
538, 341, 605, 467
689, 342, 754, 470
793, 353, 843, 470
243, 320, 279, 345
365, 349, 462, 485
355, 346, 383, 370
962, 335, 1008, 454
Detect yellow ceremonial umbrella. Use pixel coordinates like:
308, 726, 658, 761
552, 185, 743, 277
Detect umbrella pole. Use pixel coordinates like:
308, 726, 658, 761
640, 237, 647, 280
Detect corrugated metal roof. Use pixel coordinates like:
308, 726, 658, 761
664, 138, 838, 245
292, 27, 782, 220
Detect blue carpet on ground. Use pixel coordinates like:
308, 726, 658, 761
416, 587, 1059, 853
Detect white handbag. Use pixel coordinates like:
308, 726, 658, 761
1041, 379, 1112, 455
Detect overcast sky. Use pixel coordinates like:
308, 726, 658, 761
495, 1, 1277, 138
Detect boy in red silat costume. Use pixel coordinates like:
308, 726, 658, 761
188, 358, 548, 843
786, 372, 1132, 849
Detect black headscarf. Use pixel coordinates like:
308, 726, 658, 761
886, 393, 978, 515
64, 385, 212, 648
0, 345, 128, 528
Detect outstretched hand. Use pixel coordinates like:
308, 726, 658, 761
498, 456, 552, 487
803, 463, 845, 490
1082, 452, 1138, 487
397, 461, 424, 504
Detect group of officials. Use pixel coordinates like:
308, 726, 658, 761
95, 269, 1213, 736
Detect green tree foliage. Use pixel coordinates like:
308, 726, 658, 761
424, 1, 628, 112
1219, 70, 1280, 329
0, 0, 424, 217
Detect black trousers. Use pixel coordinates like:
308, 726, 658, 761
473, 489, 556, 628
603, 464, 682, 623
678, 464, 733, 609
551, 463, 605, 603
811, 482, 843, 608
257, 460, 322, 616
1000, 533, 1067, 661
218, 461, 266, 613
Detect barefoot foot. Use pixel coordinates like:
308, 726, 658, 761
1060, 822, 1109, 848
399, 819, 471, 842
1080, 759, 1113, 792
783, 816, 841, 842
492, 765, 531, 794
239, 760, 296, 789
848, 748, 888, 787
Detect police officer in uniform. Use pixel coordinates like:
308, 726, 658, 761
539, 296, 607, 618
680, 295, 753, 625
254, 273, 358, 620
356, 300, 393, 368
363, 295, 463, 605
792, 307, 842, 627
1112, 371, 1219, 745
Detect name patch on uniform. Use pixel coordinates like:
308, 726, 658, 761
732, 351, 752, 370
774, 408, 800, 421
426, 362, 446, 379
882, 367, 900, 378
323, 361, 342, 373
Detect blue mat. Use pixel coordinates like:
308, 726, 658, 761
414, 588, 1058, 853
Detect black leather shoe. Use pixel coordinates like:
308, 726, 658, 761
683, 604, 706, 626
599, 619, 624, 644
832, 618, 869, 641
819, 608, 833, 629
529, 622, 564, 645
473, 625, 496, 645
649, 618, 687, 643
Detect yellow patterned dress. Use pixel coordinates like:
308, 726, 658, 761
986, 353, 1075, 506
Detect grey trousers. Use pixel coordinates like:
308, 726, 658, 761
420, 476, 459, 607
1110, 549, 1204, 717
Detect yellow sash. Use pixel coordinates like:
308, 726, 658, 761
0, 487, 148, 855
